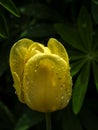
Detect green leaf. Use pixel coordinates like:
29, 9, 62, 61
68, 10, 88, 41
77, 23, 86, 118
92, 0, 98, 5
91, 34, 98, 53
54, 23, 87, 52
71, 59, 87, 77
72, 61, 90, 114
77, 6, 93, 50
91, 1, 98, 24
20, 4, 63, 22
68, 50, 86, 61
62, 108, 83, 130
0, 101, 15, 130
79, 106, 98, 130
15, 109, 44, 130
0, 14, 8, 38
92, 61, 98, 91
0, 0, 20, 17
20, 23, 56, 38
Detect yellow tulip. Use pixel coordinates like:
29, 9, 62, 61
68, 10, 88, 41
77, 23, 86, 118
9, 38, 72, 112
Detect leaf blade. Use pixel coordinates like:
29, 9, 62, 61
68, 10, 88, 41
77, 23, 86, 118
0, 14, 8, 38
20, 4, 64, 22
77, 6, 93, 50
92, 61, 98, 91
0, 0, 20, 17
72, 61, 90, 114
54, 23, 86, 52
15, 109, 44, 130
20, 23, 56, 38
71, 59, 87, 77
0, 101, 15, 130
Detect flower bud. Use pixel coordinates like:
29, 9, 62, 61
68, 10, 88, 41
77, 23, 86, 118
9, 38, 72, 112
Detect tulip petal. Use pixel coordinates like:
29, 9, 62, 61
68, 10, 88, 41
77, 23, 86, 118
12, 72, 24, 102
48, 38, 69, 63
9, 38, 34, 79
23, 54, 72, 112
25, 42, 44, 63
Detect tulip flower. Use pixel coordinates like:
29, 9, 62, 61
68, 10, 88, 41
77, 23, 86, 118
9, 38, 72, 112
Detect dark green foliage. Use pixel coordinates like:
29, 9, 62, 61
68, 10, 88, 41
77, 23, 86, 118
15, 109, 44, 130
0, 14, 8, 38
0, 101, 15, 130
0, 0, 20, 17
55, 6, 98, 114
0, 0, 98, 130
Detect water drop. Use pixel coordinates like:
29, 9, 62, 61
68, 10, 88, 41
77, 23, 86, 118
52, 66, 54, 69
27, 81, 30, 85
66, 99, 69, 103
61, 96, 64, 99
62, 67, 65, 70
35, 69, 37, 72
57, 58, 61, 62
60, 87, 63, 90
15, 91, 17, 94
58, 68, 61, 71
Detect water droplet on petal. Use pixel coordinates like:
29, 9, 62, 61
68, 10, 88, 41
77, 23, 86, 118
60, 87, 63, 90
60, 84, 65, 89
58, 68, 61, 71
52, 66, 54, 69
35, 69, 37, 72
61, 96, 64, 99
27, 81, 30, 85
66, 99, 69, 103
58, 58, 61, 62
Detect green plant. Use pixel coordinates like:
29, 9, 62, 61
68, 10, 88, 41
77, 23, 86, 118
0, 0, 98, 130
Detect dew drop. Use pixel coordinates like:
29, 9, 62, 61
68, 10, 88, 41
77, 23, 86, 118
61, 84, 65, 89
66, 99, 69, 103
58, 68, 61, 71
15, 91, 17, 94
57, 58, 61, 62
61, 96, 64, 99
35, 69, 37, 72
62, 67, 65, 70
36, 62, 39, 67
52, 66, 54, 69
60, 87, 63, 90
27, 81, 30, 85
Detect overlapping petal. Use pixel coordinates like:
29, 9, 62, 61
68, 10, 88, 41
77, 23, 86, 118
9, 38, 72, 112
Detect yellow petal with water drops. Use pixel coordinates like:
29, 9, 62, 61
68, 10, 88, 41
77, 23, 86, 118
23, 53, 72, 112
9, 38, 34, 80
48, 38, 69, 63
25, 42, 44, 63
12, 72, 25, 102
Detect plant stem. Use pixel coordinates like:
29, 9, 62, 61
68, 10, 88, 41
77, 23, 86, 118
45, 113, 52, 130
